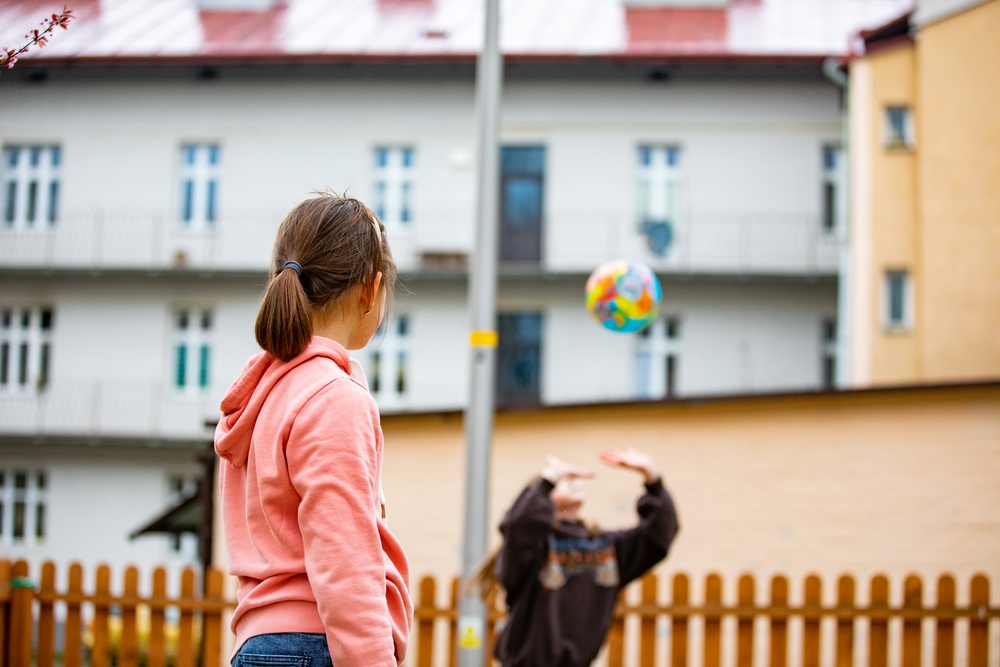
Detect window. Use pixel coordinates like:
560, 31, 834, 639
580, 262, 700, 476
173, 308, 212, 395
636, 315, 680, 399
884, 106, 913, 149
364, 314, 410, 408
821, 317, 837, 389
637, 145, 681, 256
822, 145, 842, 233
0, 468, 47, 545
0, 306, 54, 392
179, 143, 220, 228
496, 312, 542, 407
884, 269, 912, 330
2, 145, 61, 229
373, 146, 414, 226
500, 146, 545, 262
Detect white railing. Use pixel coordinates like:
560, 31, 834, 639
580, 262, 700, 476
1, 209, 839, 276
0, 380, 218, 441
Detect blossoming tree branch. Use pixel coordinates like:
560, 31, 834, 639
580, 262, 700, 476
1, 6, 75, 73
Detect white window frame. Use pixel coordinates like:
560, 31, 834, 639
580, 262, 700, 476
637, 144, 682, 225
0, 306, 54, 393
884, 105, 914, 149
883, 269, 913, 331
363, 313, 410, 409
178, 143, 220, 230
2, 144, 61, 230
372, 146, 414, 228
172, 307, 213, 397
0, 468, 48, 546
636, 315, 680, 399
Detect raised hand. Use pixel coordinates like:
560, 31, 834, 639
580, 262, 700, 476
599, 445, 660, 483
540, 455, 594, 484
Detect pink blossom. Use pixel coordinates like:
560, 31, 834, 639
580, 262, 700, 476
0, 6, 75, 73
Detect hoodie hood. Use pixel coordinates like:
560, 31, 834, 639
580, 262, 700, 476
214, 337, 362, 468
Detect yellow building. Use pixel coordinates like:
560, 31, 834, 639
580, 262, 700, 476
847, 0, 1000, 386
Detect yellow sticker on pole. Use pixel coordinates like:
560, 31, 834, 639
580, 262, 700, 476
469, 330, 498, 347
458, 617, 484, 648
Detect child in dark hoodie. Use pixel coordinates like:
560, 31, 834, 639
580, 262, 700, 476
476, 447, 678, 667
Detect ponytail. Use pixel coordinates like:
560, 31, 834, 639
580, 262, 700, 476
255, 264, 313, 361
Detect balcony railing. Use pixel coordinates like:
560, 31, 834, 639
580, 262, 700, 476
1, 209, 839, 276
0, 380, 218, 441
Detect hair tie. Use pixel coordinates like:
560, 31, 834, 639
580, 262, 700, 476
282, 260, 302, 277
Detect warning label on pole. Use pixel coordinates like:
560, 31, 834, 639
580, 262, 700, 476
458, 616, 484, 649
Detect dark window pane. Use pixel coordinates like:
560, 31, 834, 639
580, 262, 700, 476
4, 181, 15, 224
502, 177, 542, 229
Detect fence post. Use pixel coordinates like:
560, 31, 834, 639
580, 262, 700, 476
671, 573, 689, 667
836, 575, 855, 667
736, 574, 754, 667
415, 576, 437, 667
769, 575, 788, 667
869, 575, 890, 667
7, 560, 34, 667
64, 563, 84, 667
802, 575, 821, 667
202, 568, 225, 667
38, 562, 58, 667
704, 574, 723, 667
0, 559, 10, 664
121, 566, 140, 667
639, 574, 658, 667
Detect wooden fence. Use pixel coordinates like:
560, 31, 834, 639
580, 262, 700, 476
2, 559, 998, 666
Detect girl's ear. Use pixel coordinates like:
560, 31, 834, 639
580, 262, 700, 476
364, 272, 383, 312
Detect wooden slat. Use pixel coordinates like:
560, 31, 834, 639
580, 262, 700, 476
416, 576, 437, 667
704, 574, 722, 667
935, 575, 955, 667
607, 587, 625, 667
7, 560, 33, 667
148, 567, 167, 667
202, 568, 225, 667
120, 565, 140, 667
176, 568, 196, 667
802, 575, 821, 667
968, 574, 989, 667
901, 575, 921, 667
670, 573, 689, 667
639, 574, 657, 667
868, 575, 889, 667
0, 559, 8, 658
736, 574, 754, 667
91, 564, 112, 667
835, 575, 854, 667
769, 575, 789, 667
64, 562, 84, 667
37, 561, 57, 667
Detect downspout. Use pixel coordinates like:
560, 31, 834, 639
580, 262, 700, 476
823, 56, 853, 389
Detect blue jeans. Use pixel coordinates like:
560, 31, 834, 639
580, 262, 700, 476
232, 633, 332, 667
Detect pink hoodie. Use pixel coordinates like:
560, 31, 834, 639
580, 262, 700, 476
215, 337, 412, 666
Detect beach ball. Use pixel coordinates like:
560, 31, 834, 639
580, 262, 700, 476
585, 260, 662, 333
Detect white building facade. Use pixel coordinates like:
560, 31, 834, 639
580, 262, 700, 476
0, 0, 908, 577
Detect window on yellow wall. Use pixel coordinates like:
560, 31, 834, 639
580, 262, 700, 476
883, 269, 912, 331
884, 106, 914, 149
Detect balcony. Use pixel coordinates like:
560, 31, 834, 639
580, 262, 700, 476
0, 380, 217, 442
1, 209, 839, 277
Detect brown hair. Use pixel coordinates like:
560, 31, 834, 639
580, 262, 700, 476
255, 192, 397, 361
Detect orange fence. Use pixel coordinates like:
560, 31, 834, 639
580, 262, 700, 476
2, 560, 998, 666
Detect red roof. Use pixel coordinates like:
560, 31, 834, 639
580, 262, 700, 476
1, 0, 914, 66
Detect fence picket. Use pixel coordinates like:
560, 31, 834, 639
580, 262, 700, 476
936, 575, 956, 667
704, 573, 723, 667
37, 562, 57, 667
737, 574, 754, 667
120, 565, 140, 667
148, 567, 168, 667
770, 575, 789, 667
969, 575, 989, 667
670, 573, 689, 667
64, 563, 84, 667
802, 575, 821, 667
870, 575, 890, 667
202, 568, 225, 667
836, 575, 855, 667
8, 560, 32, 667
902, 575, 922, 667
177, 568, 196, 667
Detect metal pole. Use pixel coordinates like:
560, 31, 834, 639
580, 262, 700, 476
457, 0, 502, 665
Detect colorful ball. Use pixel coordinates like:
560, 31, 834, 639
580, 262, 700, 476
585, 260, 662, 333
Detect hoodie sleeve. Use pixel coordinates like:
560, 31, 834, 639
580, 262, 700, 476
285, 378, 405, 667
495, 479, 556, 600
607, 479, 679, 586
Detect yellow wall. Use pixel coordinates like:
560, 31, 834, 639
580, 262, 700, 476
380, 384, 1000, 607
917, 0, 1000, 381
850, 41, 921, 385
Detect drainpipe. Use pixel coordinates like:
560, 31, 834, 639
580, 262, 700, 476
823, 56, 852, 389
